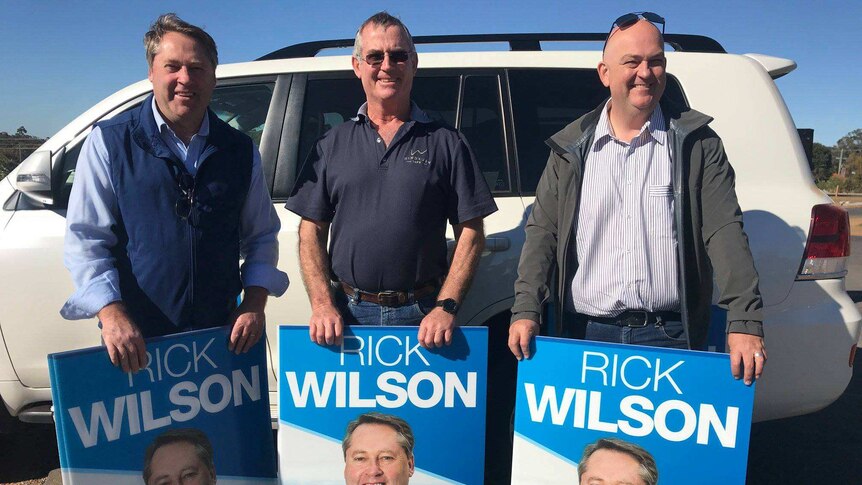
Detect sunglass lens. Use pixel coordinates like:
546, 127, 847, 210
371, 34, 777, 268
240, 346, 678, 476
614, 13, 640, 29
389, 51, 410, 63
365, 53, 385, 65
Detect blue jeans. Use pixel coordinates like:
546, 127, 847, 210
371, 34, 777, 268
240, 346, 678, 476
584, 318, 689, 349
334, 289, 436, 326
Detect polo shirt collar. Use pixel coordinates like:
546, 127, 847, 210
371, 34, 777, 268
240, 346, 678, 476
593, 100, 667, 149
151, 97, 210, 140
354, 101, 432, 124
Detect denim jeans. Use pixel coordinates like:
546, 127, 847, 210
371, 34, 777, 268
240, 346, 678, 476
584, 318, 689, 349
334, 289, 436, 326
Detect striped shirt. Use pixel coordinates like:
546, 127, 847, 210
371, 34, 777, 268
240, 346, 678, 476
569, 103, 679, 317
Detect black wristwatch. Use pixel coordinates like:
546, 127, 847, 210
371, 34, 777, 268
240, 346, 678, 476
436, 298, 459, 315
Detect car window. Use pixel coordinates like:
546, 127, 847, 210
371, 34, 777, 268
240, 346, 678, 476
210, 83, 275, 146
460, 75, 510, 193
296, 74, 513, 193
49, 82, 276, 210
509, 69, 687, 194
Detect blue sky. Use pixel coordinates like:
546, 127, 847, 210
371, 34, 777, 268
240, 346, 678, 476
1, 0, 859, 145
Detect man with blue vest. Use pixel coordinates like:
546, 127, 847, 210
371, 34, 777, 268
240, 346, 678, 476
61, 14, 288, 373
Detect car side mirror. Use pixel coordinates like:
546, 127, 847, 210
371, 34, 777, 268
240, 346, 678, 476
16, 150, 55, 205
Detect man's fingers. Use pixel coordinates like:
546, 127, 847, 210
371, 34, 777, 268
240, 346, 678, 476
418, 325, 428, 348
444, 329, 453, 346
730, 351, 743, 380
433, 328, 445, 348
754, 350, 767, 380
324, 322, 336, 345
333, 320, 344, 346
743, 354, 755, 385
519, 331, 531, 360
508, 331, 523, 360
136, 340, 149, 369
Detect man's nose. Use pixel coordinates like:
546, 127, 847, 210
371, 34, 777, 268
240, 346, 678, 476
637, 60, 652, 77
177, 66, 191, 82
380, 53, 395, 70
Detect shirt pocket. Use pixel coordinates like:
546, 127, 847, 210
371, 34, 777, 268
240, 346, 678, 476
646, 184, 675, 239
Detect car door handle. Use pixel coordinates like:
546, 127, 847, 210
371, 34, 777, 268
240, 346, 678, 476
446, 237, 510, 252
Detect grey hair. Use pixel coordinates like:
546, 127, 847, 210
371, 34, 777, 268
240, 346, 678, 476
352, 11, 415, 60
142, 428, 216, 484
578, 438, 658, 485
342, 412, 415, 459
144, 13, 218, 68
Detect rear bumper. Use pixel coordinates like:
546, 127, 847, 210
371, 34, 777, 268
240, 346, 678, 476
753, 278, 861, 421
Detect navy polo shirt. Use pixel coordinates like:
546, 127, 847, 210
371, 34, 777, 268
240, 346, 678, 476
286, 102, 498, 292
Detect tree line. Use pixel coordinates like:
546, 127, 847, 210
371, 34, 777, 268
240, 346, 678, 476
812, 128, 862, 194
0, 126, 46, 180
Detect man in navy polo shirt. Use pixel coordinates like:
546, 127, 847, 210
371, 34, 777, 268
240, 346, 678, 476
286, 11, 497, 349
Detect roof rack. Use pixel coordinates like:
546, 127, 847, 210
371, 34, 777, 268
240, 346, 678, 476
257, 33, 725, 61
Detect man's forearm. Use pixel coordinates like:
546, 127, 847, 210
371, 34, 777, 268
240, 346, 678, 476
298, 219, 335, 308
438, 218, 485, 302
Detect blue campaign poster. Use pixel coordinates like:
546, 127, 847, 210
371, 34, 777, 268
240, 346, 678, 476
512, 337, 754, 485
48, 326, 277, 485
278, 326, 488, 485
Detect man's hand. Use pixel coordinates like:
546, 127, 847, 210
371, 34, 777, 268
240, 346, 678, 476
309, 303, 344, 346
229, 287, 268, 354
728, 332, 766, 385
508, 319, 540, 360
98, 302, 147, 373
418, 308, 456, 348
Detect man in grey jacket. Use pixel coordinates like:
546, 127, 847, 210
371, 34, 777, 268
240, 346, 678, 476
508, 13, 766, 384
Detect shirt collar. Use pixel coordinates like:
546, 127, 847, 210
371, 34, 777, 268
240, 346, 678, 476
593, 100, 666, 149
151, 97, 210, 139
354, 101, 432, 124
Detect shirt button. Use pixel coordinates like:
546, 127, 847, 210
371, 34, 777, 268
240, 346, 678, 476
376, 137, 382, 143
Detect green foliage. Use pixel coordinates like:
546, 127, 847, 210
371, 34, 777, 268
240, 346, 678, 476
811, 142, 833, 182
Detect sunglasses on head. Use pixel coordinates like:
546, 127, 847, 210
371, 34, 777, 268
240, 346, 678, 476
609, 11, 666, 36
359, 50, 413, 67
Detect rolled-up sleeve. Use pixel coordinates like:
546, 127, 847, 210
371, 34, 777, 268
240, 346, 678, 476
61, 127, 123, 319
239, 146, 290, 296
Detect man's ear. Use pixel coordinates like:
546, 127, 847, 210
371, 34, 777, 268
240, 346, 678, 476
597, 61, 610, 88
148, 67, 154, 83
352, 56, 361, 79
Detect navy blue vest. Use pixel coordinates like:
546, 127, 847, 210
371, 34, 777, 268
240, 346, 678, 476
97, 96, 253, 337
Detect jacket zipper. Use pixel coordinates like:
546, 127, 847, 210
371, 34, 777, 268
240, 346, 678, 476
669, 124, 692, 349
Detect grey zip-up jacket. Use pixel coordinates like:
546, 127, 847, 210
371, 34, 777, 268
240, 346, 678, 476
511, 99, 764, 348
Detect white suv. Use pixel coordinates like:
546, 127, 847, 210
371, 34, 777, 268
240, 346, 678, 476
1, 33, 857, 427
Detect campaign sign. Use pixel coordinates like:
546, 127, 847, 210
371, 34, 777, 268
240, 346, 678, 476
278, 326, 488, 484
49, 326, 277, 484
512, 338, 754, 484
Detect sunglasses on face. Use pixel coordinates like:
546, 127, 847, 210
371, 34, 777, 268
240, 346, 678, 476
358, 50, 413, 67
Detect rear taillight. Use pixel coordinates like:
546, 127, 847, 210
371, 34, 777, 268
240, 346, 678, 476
796, 204, 850, 280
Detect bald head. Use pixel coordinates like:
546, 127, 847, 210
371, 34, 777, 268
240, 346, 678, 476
598, 19, 667, 128
603, 19, 664, 61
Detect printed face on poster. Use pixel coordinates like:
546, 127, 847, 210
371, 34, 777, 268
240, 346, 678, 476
278, 326, 488, 485
511, 337, 755, 485
48, 326, 277, 485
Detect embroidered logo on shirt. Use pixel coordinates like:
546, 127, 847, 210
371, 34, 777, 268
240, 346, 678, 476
404, 148, 431, 167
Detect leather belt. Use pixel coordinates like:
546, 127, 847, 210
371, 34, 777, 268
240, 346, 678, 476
337, 281, 439, 307
585, 311, 682, 328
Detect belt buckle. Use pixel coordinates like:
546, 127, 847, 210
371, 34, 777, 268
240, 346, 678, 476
627, 311, 650, 328
377, 291, 400, 307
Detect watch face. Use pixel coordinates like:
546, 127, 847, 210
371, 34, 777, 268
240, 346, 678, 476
439, 298, 458, 314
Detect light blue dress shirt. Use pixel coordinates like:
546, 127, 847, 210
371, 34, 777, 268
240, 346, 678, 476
61, 98, 288, 320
